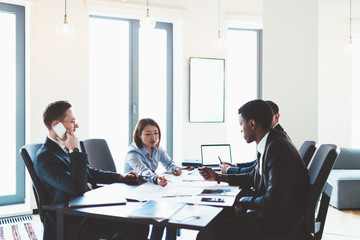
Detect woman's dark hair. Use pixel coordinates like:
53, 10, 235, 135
43, 100, 72, 130
238, 99, 273, 130
133, 118, 161, 149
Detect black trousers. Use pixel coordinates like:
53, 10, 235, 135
43, 211, 149, 240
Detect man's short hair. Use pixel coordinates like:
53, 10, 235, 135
265, 100, 279, 115
238, 99, 273, 130
43, 100, 72, 130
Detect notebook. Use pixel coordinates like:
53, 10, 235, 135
201, 144, 232, 167
68, 190, 126, 208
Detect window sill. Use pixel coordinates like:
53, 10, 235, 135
0, 203, 32, 218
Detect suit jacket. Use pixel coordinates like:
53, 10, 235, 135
228, 129, 310, 236
35, 137, 121, 239
227, 123, 290, 174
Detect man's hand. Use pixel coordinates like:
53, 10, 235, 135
220, 163, 231, 174
57, 130, 79, 151
172, 167, 182, 176
198, 167, 218, 181
234, 203, 244, 216
121, 171, 139, 184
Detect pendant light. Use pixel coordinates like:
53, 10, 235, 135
212, 0, 227, 50
56, 0, 75, 38
140, 0, 156, 29
348, 0, 353, 47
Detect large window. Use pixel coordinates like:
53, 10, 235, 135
352, 35, 360, 147
0, 2, 25, 206
226, 28, 262, 163
89, 16, 173, 172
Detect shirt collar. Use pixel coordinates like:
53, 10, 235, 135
257, 131, 270, 156
48, 135, 67, 153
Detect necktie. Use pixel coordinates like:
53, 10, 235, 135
258, 152, 262, 175
64, 147, 70, 154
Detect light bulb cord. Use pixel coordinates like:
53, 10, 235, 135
349, 0, 352, 44
218, 0, 221, 33
63, 0, 68, 23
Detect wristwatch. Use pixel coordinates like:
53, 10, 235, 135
72, 147, 80, 153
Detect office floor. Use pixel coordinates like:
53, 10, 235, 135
177, 206, 360, 240
33, 206, 360, 239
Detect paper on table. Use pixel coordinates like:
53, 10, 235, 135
128, 200, 186, 221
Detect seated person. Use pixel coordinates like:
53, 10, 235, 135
220, 100, 290, 174
35, 100, 149, 240
124, 118, 181, 240
197, 99, 310, 240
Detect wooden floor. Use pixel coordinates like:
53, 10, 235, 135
178, 206, 360, 240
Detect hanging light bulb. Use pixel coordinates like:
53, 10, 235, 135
212, 0, 227, 50
344, 0, 353, 53
56, 0, 75, 38
140, 0, 156, 29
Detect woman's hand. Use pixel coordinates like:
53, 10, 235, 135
157, 176, 168, 187
172, 167, 182, 176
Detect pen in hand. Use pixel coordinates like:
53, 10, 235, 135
218, 156, 222, 164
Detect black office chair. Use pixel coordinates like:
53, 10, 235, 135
299, 141, 317, 167
247, 144, 338, 240
80, 139, 117, 172
21, 144, 123, 240
20, 143, 49, 223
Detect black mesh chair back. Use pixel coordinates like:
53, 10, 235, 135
305, 144, 338, 239
299, 141, 317, 167
20, 143, 49, 222
80, 138, 116, 172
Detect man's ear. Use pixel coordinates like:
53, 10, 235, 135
51, 120, 60, 128
249, 120, 256, 129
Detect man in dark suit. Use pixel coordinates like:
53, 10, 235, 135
35, 100, 149, 240
220, 100, 290, 174
197, 99, 310, 240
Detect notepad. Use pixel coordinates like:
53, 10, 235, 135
68, 194, 126, 208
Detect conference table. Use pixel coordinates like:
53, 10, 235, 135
44, 169, 240, 240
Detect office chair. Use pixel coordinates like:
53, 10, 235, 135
80, 138, 117, 172
246, 144, 338, 240
299, 141, 317, 167
20, 143, 49, 223
21, 144, 123, 240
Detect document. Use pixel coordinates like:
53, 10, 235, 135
128, 200, 186, 221
68, 185, 127, 208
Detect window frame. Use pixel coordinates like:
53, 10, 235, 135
89, 15, 174, 157
0, 2, 26, 206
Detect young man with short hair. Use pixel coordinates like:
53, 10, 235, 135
197, 99, 309, 240
35, 100, 149, 240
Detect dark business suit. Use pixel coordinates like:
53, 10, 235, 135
35, 137, 149, 240
227, 123, 290, 174
197, 129, 310, 240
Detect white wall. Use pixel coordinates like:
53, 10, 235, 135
263, 0, 319, 148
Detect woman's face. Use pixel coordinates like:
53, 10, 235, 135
139, 124, 159, 149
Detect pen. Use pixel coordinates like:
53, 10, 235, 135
218, 156, 222, 164
162, 195, 192, 198
153, 172, 172, 182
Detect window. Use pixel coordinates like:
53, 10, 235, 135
89, 16, 173, 172
226, 28, 262, 162
352, 35, 360, 147
0, 2, 25, 206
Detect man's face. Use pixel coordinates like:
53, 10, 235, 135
239, 114, 255, 143
61, 109, 79, 132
